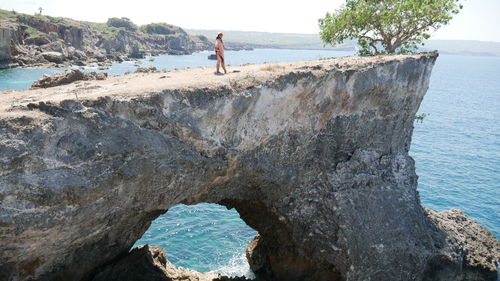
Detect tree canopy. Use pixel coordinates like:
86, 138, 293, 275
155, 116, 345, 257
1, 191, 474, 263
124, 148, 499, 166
318, 0, 463, 55
140, 23, 178, 35
106, 17, 137, 32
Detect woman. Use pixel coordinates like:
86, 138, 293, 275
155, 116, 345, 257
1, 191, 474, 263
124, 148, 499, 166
215, 32, 227, 74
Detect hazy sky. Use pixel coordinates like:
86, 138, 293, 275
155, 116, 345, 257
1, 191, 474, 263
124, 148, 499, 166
1, 0, 499, 42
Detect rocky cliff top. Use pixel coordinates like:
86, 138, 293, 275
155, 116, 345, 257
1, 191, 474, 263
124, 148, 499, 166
1, 52, 435, 118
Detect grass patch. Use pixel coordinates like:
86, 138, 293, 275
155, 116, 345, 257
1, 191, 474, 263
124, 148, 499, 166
0, 9, 17, 20
24, 26, 46, 38
85, 22, 124, 39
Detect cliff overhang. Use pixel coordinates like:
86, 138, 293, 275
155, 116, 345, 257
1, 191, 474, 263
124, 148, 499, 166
0, 52, 498, 281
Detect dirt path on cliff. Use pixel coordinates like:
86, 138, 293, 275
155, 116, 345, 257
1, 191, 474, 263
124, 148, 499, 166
0, 54, 431, 119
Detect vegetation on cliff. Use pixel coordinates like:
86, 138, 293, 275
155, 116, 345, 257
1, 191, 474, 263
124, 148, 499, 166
141, 23, 183, 35
106, 17, 138, 31
319, 0, 463, 55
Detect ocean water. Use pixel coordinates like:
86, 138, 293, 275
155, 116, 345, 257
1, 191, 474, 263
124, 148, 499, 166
0, 49, 498, 277
412, 54, 500, 238
0, 49, 352, 91
136, 203, 257, 277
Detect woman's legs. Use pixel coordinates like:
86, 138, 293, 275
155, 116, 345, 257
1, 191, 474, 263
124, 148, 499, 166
221, 59, 227, 74
216, 54, 227, 74
216, 55, 221, 73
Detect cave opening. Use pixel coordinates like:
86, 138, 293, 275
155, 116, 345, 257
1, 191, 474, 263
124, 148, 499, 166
134, 203, 258, 278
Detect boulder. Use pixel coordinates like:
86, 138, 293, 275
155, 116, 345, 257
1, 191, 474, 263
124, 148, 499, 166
31, 69, 107, 88
424, 209, 500, 281
41, 51, 64, 63
246, 235, 272, 278
135, 66, 159, 73
91, 244, 254, 281
24, 35, 51, 46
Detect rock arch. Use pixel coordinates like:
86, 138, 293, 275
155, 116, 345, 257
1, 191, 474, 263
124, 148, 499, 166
0, 53, 498, 281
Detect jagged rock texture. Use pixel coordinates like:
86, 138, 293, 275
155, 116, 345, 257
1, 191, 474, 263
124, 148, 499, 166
0, 53, 498, 281
91, 244, 253, 281
31, 69, 107, 88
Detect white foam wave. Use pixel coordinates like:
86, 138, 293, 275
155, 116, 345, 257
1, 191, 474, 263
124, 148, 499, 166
209, 252, 255, 279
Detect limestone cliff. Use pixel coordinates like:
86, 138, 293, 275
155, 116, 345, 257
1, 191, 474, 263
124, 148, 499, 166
0, 28, 12, 63
0, 53, 498, 281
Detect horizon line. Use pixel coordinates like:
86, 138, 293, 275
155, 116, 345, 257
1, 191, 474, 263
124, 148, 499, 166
2, 8, 499, 44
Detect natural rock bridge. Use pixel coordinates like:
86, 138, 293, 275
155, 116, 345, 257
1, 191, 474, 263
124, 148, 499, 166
0, 53, 498, 281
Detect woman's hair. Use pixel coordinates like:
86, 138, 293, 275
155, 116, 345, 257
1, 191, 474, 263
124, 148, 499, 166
216, 32, 223, 40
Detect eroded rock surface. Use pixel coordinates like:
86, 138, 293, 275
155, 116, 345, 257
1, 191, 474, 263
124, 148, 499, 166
31, 69, 107, 88
424, 209, 500, 281
135, 66, 159, 73
0, 53, 498, 281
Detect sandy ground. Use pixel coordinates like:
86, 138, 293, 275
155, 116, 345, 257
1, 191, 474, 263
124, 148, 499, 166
0, 53, 433, 119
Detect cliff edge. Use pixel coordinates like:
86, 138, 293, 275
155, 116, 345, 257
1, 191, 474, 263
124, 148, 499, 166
0, 53, 498, 281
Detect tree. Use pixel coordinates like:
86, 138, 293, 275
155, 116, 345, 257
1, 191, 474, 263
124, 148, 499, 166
140, 23, 178, 35
318, 0, 463, 55
38, 7, 43, 15
106, 17, 138, 31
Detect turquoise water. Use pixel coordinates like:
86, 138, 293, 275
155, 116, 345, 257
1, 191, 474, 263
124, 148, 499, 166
0, 49, 351, 91
1, 49, 498, 277
413, 54, 500, 237
136, 203, 257, 277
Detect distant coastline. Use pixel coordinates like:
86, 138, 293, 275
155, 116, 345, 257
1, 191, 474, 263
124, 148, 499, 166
188, 29, 500, 57
1, 8, 498, 71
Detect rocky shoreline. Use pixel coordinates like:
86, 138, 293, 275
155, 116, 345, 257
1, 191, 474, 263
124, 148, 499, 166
0, 9, 216, 69
90, 244, 256, 281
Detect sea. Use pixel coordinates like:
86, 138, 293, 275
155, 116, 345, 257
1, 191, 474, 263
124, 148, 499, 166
0, 49, 498, 278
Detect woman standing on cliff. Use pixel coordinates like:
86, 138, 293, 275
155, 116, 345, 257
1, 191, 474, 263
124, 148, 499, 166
215, 32, 227, 74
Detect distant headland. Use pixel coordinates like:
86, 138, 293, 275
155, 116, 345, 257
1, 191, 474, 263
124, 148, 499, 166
188, 28, 500, 57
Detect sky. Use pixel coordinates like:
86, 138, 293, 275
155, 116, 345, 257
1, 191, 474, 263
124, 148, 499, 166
0, 0, 499, 42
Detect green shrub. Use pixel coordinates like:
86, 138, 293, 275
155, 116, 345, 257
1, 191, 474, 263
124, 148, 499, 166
140, 23, 176, 35
106, 17, 137, 31
0, 9, 17, 20
16, 14, 32, 24
319, 0, 463, 55
24, 26, 44, 37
